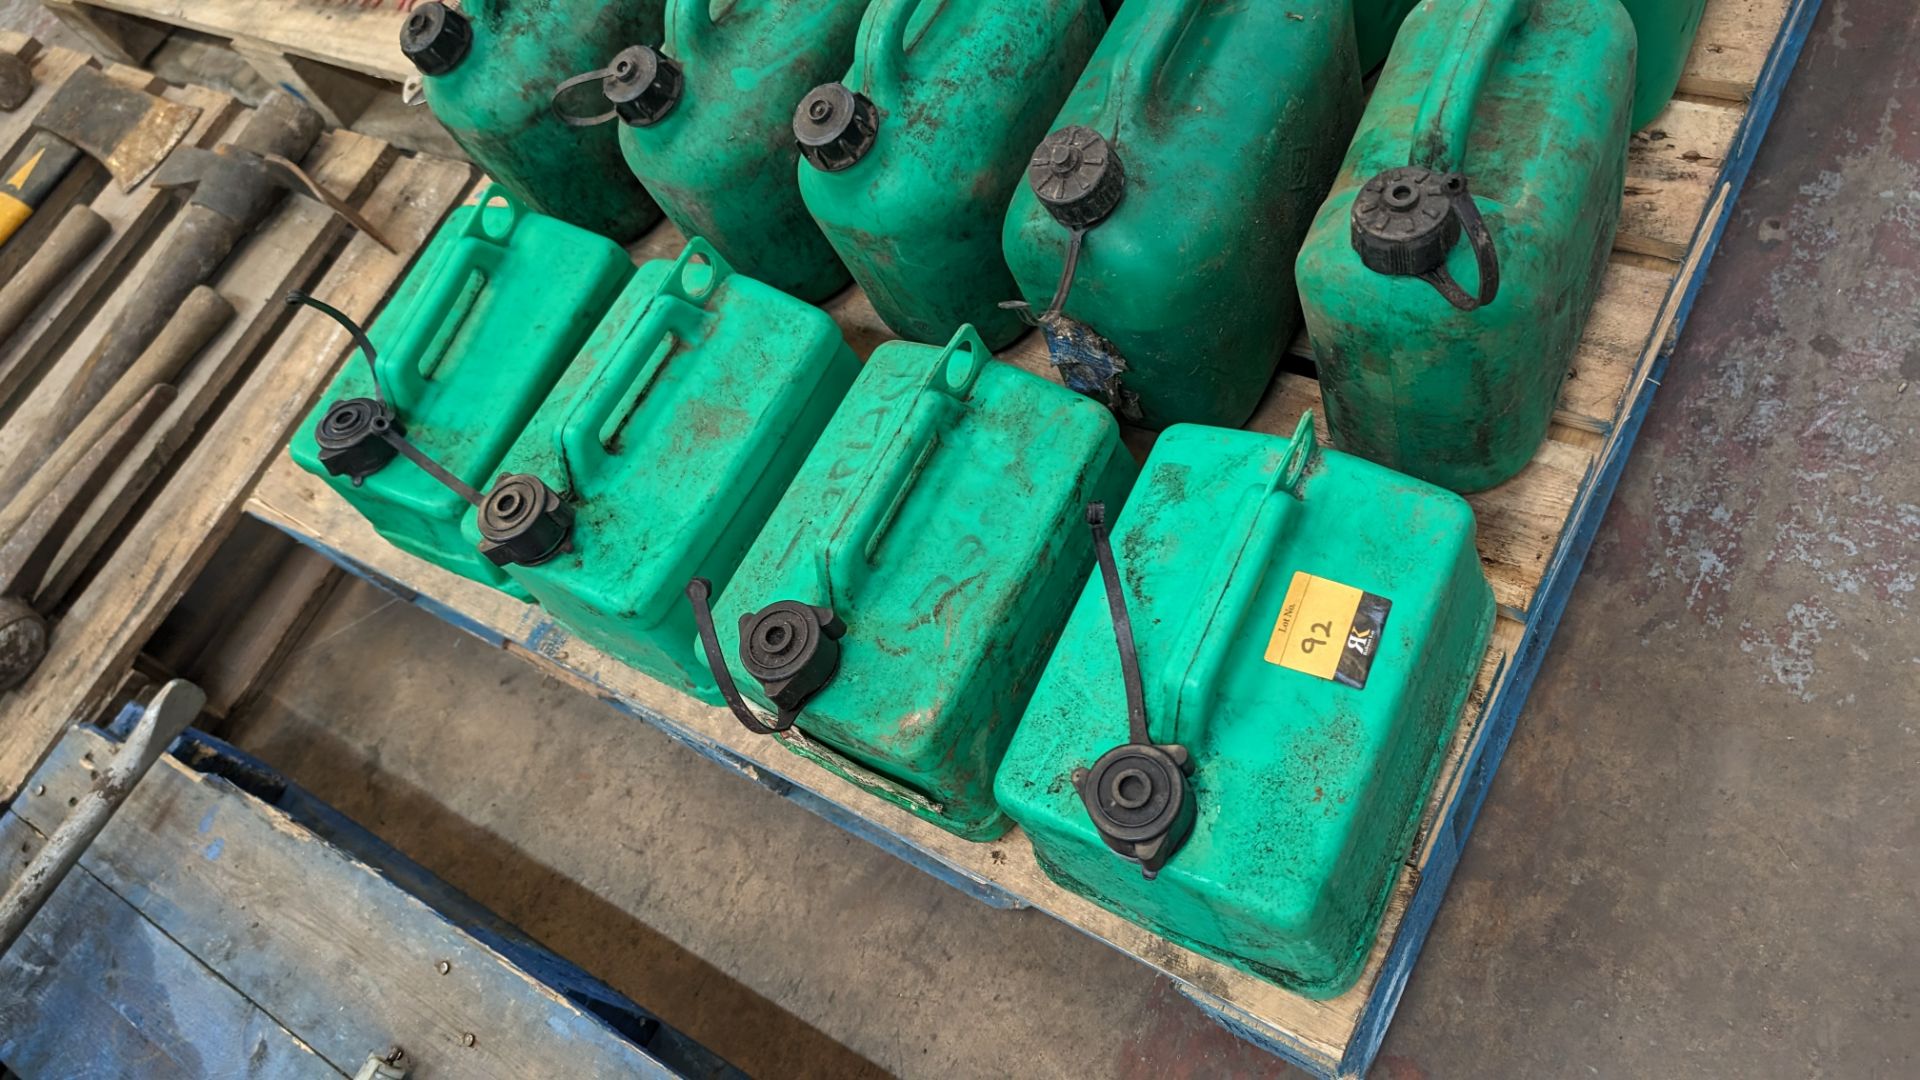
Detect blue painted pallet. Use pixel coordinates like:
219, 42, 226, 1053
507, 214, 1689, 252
241, 0, 1821, 1072
1, 719, 745, 1079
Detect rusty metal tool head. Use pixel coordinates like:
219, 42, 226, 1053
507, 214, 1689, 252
0, 66, 200, 246
147, 92, 392, 250
34, 65, 200, 189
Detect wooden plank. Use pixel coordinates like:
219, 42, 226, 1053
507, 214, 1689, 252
1619, 100, 1747, 262
37, 0, 168, 64
1678, 0, 1793, 101
194, 543, 343, 719
0, 815, 340, 1079
1556, 261, 1672, 433
33, 129, 396, 606
0, 81, 241, 422
0, 153, 474, 800
231, 36, 385, 129
9, 727, 691, 1079
69, 0, 410, 83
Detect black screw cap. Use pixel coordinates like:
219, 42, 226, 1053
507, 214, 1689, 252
794, 83, 878, 172
1074, 742, 1195, 879
400, 2, 472, 78
1029, 125, 1124, 230
477, 474, 574, 567
603, 45, 683, 127
314, 397, 401, 483
737, 600, 845, 713
1350, 166, 1463, 277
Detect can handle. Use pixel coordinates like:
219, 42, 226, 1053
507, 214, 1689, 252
1408, 0, 1530, 171
671, 0, 729, 51
377, 184, 519, 402
861, 0, 931, 92
1162, 414, 1315, 745
1102, 0, 1207, 132
555, 240, 732, 486
814, 325, 986, 608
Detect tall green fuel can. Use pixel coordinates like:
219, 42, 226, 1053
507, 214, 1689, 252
400, 0, 663, 240
1354, 0, 1421, 71
689, 328, 1137, 840
458, 241, 860, 704
994, 417, 1495, 998
1295, 0, 1635, 493
563, 0, 868, 303
1002, 0, 1362, 429
1620, 0, 1710, 130
291, 189, 632, 598
794, 0, 1106, 351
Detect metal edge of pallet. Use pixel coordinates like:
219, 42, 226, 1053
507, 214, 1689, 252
1330, 1, 1826, 1075
69, 707, 743, 1078
231, 5, 1825, 1077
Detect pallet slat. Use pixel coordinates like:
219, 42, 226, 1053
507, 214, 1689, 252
0, 815, 340, 1080
6, 726, 690, 1077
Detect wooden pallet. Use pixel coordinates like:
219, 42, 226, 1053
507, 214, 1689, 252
0, 34, 478, 794
0, 721, 736, 1076
231, 0, 1819, 1075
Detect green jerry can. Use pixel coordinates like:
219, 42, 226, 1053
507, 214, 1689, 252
1619, 0, 1710, 130
556, 0, 869, 303
1295, 0, 1635, 494
456, 241, 861, 704
685, 328, 1137, 840
290, 187, 633, 599
792, 0, 1107, 351
399, 0, 663, 240
1353, 0, 1421, 70
1002, 0, 1362, 430
994, 417, 1495, 997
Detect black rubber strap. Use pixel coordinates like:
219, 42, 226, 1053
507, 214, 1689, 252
288, 291, 387, 413
550, 66, 619, 127
1086, 503, 1149, 747
381, 429, 485, 507
999, 226, 1087, 328
686, 578, 795, 735
289, 289, 486, 509
1419, 178, 1501, 312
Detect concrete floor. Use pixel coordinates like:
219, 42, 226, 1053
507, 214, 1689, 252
36, 0, 1914, 1074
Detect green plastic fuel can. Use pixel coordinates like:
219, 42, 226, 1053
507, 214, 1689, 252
994, 417, 1495, 997
565, 0, 869, 303
399, 0, 663, 240
291, 189, 633, 598
1295, 0, 1635, 493
1002, 0, 1362, 429
689, 328, 1137, 840
1354, 0, 1421, 70
458, 241, 860, 704
794, 0, 1106, 351
1620, 0, 1710, 130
